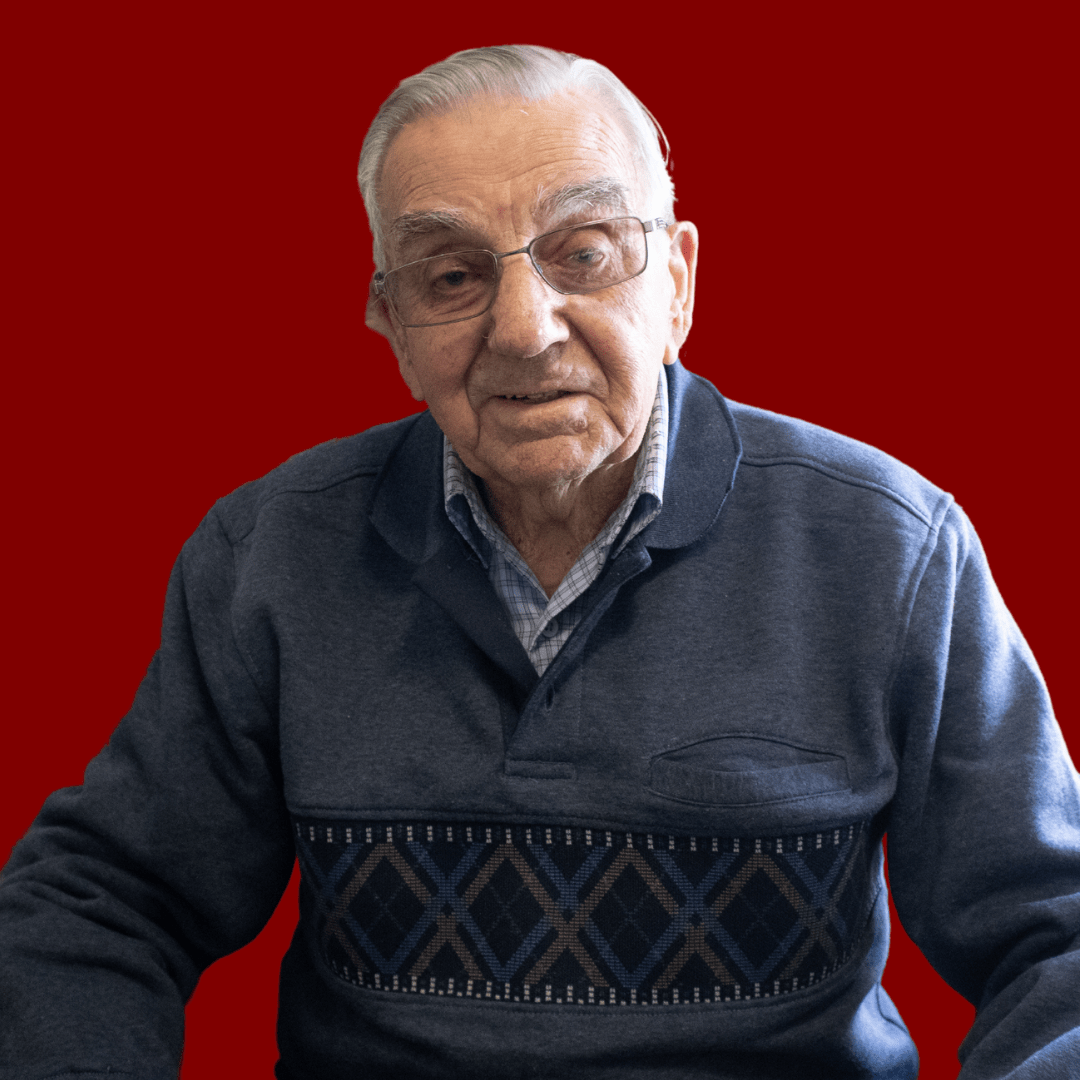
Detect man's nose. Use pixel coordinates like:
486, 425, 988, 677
482, 252, 569, 358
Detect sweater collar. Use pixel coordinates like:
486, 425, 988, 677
641, 359, 742, 550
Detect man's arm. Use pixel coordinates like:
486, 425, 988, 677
886, 503, 1080, 1078
0, 507, 294, 1078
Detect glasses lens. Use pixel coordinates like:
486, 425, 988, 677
386, 250, 498, 326
532, 218, 646, 294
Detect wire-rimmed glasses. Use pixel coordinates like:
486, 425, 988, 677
373, 216, 668, 328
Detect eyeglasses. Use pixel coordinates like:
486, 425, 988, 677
373, 216, 668, 328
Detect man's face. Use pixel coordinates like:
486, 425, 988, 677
369, 91, 697, 495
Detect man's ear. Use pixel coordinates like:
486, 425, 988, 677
365, 278, 425, 401
663, 220, 699, 365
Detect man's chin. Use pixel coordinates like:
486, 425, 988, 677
468, 436, 638, 500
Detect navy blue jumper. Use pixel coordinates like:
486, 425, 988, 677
1, 362, 1078, 1079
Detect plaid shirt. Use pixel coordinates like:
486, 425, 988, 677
444, 368, 668, 674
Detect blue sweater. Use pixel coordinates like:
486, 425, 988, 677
2, 363, 1078, 1079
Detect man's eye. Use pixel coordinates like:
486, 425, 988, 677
569, 247, 605, 266
405, 255, 494, 319
540, 225, 618, 270
425, 265, 482, 293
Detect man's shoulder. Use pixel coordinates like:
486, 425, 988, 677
256, 412, 424, 491
210, 412, 429, 542
725, 398, 949, 527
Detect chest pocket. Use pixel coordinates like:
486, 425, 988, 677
648, 735, 850, 807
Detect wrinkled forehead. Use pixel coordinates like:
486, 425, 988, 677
376, 91, 647, 256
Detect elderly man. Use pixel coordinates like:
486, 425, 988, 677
1, 45, 1078, 1080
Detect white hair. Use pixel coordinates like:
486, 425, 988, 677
358, 45, 676, 269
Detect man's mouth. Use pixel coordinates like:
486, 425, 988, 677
497, 390, 570, 404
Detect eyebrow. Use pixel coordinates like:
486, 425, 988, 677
387, 208, 473, 252
535, 177, 633, 220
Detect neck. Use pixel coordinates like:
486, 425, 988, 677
482, 455, 638, 597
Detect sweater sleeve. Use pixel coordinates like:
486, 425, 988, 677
886, 503, 1080, 1078
0, 508, 295, 1080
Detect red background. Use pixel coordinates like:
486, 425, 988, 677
4, 5, 1076, 1077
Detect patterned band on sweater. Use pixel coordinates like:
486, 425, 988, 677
294, 817, 873, 1006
